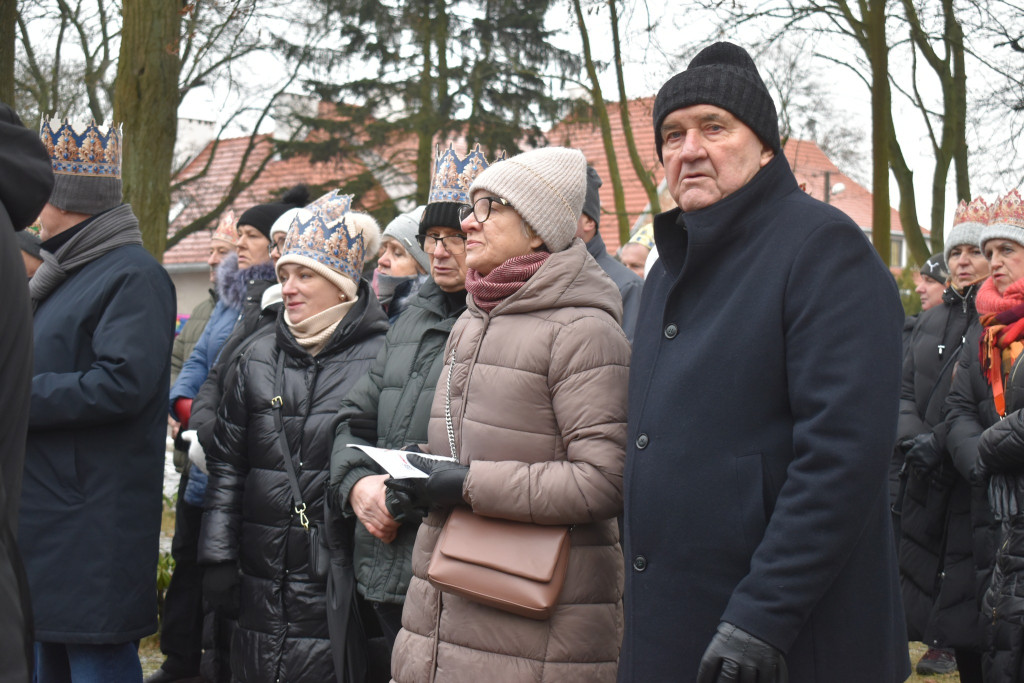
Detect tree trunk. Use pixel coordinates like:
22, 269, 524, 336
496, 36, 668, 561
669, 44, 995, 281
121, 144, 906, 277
0, 0, 15, 106
867, 0, 891, 264
609, 0, 659, 219
113, 0, 182, 259
572, 0, 630, 246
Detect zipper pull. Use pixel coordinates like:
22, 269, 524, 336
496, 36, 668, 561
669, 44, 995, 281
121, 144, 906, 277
938, 344, 945, 358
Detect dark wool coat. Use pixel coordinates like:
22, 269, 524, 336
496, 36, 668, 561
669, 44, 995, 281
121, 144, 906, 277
585, 233, 643, 341
0, 102, 52, 682
329, 279, 466, 605
620, 154, 909, 683
896, 284, 986, 651
198, 283, 386, 683
22, 242, 176, 643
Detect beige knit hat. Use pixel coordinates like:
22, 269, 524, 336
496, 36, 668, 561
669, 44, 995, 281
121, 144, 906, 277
468, 147, 587, 252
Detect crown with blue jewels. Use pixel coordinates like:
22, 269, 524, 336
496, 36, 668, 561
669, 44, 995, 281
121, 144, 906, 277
282, 210, 365, 283
39, 119, 121, 178
427, 143, 506, 205
308, 190, 354, 223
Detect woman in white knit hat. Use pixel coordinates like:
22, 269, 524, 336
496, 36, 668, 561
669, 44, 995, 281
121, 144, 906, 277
377, 205, 430, 321
386, 147, 630, 682
196, 209, 388, 683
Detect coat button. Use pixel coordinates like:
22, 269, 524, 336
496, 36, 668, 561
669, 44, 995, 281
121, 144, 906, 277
636, 433, 649, 449
664, 323, 678, 339
632, 555, 647, 572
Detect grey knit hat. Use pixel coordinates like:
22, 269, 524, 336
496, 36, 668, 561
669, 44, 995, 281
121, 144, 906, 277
382, 206, 429, 273
582, 166, 602, 227
981, 190, 1024, 251
944, 197, 989, 262
653, 42, 780, 161
469, 147, 587, 253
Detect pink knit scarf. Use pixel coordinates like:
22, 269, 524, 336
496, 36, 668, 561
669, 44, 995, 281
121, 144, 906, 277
465, 252, 550, 313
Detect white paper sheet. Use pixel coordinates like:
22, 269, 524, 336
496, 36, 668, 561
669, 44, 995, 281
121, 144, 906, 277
346, 445, 456, 479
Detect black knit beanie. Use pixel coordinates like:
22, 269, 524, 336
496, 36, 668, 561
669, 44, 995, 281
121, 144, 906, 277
419, 201, 463, 235
653, 42, 780, 161
582, 166, 602, 227
238, 184, 310, 239
920, 252, 949, 285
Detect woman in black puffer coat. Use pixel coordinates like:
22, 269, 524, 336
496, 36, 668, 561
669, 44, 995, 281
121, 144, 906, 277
896, 211, 989, 678
946, 191, 1024, 683
198, 208, 387, 683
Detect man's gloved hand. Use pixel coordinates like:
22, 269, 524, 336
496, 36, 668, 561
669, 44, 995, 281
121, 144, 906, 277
386, 453, 469, 508
202, 562, 240, 617
696, 622, 788, 683
990, 473, 1020, 521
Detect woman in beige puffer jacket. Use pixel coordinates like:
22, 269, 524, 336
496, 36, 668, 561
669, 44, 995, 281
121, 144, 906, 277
389, 147, 629, 683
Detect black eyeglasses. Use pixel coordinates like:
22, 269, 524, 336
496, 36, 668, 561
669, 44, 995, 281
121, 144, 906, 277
267, 237, 286, 256
416, 233, 468, 254
458, 196, 512, 224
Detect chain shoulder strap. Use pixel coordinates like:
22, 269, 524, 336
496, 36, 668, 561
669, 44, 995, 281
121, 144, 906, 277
444, 348, 458, 460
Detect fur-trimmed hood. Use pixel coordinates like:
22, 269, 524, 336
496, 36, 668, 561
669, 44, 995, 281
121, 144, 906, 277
216, 253, 277, 310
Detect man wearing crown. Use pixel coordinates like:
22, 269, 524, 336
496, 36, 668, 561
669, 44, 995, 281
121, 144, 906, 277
22, 119, 176, 681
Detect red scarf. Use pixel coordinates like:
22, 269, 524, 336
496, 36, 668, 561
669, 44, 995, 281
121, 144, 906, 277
976, 277, 1024, 416
465, 252, 550, 313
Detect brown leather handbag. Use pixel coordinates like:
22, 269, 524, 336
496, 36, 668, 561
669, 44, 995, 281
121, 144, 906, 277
426, 350, 571, 620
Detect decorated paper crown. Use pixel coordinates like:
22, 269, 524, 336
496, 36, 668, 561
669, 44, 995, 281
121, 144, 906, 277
427, 143, 506, 205
39, 119, 121, 178
282, 211, 365, 284
308, 190, 354, 223
990, 190, 1024, 229
212, 210, 238, 245
954, 196, 990, 227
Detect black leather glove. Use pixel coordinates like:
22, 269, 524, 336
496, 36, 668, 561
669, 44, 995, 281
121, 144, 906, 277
696, 622, 788, 683
384, 485, 426, 523
903, 432, 943, 475
202, 562, 240, 617
386, 453, 469, 508
990, 473, 1020, 521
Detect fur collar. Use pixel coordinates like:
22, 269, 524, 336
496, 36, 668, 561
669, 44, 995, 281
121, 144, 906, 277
216, 253, 277, 310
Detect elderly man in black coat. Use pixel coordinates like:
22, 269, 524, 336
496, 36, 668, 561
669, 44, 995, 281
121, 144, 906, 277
619, 43, 910, 682
22, 119, 175, 681
0, 103, 54, 683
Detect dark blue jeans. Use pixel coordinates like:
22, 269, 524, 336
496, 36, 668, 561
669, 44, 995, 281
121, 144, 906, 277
34, 642, 142, 683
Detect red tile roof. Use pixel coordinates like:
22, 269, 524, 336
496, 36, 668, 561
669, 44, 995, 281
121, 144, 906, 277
166, 97, 912, 264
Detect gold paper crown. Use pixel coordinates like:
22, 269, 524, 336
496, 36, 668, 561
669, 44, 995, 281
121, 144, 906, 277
212, 210, 238, 245
39, 119, 121, 178
953, 196, 990, 227
990, 189, 1024, 229
427, 143, 506, 205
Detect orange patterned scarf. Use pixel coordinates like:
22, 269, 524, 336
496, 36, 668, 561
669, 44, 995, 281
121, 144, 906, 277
977, 277, 1024, 416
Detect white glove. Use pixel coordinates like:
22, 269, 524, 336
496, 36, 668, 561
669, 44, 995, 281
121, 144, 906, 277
183, 429, 208, 475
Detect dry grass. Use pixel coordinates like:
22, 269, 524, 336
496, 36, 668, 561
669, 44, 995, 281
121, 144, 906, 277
906, 642, 962, 683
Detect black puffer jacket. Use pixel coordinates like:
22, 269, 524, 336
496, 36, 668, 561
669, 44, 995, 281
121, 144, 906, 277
328, 280, 467, 604
198, 282, 386, 683
897, 285, 981, 648
974, 349, 1024, 682
942, 316, 1001, 651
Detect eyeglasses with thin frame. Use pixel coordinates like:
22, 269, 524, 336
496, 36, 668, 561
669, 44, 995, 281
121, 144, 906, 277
268, 236, 286, 256
458, 196, 512, 224
416, 233, 468, 254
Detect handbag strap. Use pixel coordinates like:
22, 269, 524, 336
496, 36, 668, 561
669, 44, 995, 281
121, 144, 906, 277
444, 348, 457, 460
271, 350, 309, 532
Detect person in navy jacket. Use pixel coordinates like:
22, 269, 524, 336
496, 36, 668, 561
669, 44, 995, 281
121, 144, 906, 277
619, 42, 909, 683
23, 119, 176, 682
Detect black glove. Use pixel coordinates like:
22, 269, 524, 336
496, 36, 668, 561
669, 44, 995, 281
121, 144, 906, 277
696, 622, 788, 683
202, 562, 240, 617
989, 473, 1020, 521
386, 453, 469, 508
384, 485, 426, 523
903, 432, 943, 475
174, 429, 191, 453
